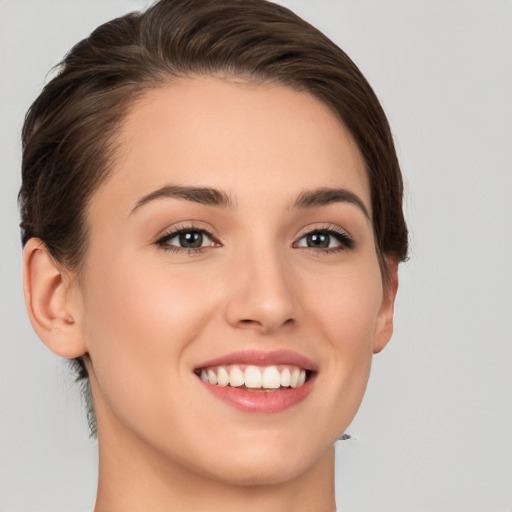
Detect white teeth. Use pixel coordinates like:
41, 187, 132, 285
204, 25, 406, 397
244, 365, 262, 388
199, 364, 310, 390
262, 366, 281, 389
280, 368, 291, 387
290, 367, 300, 388
229, 366, 244, 387
207, 369, 218, 385
217, 366, 229, 387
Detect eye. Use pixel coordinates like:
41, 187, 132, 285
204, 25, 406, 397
295, 229, 354, 251
156, 227, 217, 251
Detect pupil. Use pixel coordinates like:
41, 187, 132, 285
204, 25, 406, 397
307, 233, 329, 248
179, 232, 203, 248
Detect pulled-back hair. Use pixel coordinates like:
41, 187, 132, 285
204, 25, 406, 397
19, 0, 408, 436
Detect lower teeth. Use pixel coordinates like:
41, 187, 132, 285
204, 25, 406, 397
196, 369, 309, 389
242, 386, 287, 392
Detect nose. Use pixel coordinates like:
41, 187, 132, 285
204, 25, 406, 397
224, 246, 300, 334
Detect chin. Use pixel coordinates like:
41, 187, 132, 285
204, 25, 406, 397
202, 455, 318, 487
190, 429, 333, 487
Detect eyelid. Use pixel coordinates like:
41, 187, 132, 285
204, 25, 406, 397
153, 221, 354, 253
154, 221, 215, 240
154, 222, 221, 249
293, 224, 355, 250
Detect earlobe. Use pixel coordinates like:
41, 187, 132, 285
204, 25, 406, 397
373, 259, 399, 354
23, 238, 87, 359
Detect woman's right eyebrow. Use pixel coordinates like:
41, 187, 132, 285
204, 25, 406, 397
130, 185, 235, 215
130, 184, 369, 220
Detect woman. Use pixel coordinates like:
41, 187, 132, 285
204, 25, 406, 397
19, 0, 407, 510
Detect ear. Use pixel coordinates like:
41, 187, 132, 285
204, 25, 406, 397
23, 238, 87, 359
372, 258, 399, 354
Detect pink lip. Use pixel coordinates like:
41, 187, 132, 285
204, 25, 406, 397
196, 349, 318, 372
198, 376, 316, 414
195, 349, 318, 414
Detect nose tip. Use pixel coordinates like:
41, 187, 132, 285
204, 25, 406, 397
224, 255, 299, 334
235, 306, 296, 334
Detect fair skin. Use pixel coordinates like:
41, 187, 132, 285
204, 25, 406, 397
23, 77, 397, 512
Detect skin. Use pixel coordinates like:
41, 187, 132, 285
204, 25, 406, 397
23, 77, 398, 512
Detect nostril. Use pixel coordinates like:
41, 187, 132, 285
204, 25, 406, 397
236, 317, 295, 332
237, 319, 263, 329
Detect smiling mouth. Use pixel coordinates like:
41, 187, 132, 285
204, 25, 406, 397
194, 364, 312, 391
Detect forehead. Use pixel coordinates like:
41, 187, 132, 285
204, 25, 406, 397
93, 76, 370, 215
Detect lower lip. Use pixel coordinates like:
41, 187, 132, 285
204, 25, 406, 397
198, 376, 315, 414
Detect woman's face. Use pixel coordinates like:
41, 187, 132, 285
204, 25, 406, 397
76, 77, 395, 485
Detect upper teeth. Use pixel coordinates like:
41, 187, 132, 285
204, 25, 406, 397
199, 364, 307, 389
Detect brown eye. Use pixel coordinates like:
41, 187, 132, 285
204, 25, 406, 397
178, 231, 204, 248
295, 229, 354, 251
157, 228, 216, 250
305, 233, 330, 248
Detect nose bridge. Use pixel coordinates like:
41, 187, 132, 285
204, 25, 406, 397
224, 236, 299, 333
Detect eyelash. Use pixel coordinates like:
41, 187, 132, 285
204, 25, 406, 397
155, 224, 217, 254
293, 226, 355, 253
155, 224, 355, 254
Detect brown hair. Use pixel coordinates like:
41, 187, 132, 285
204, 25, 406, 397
19, 0, 408, 435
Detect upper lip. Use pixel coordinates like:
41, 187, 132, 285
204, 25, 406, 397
195, 349, 318, 372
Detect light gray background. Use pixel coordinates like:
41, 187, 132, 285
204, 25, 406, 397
1, 1, 511, 511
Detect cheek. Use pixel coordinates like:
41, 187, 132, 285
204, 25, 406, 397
303, 257, 383, 428
306, 255, 383, 349
79, 253, 219, 416
83, 251, 216, 344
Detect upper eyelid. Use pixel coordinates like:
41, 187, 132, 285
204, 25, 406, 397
164, 228, 214, 241
293, 224, 355, 251
154, 222, 354, 246
294, 223, 353, 240
155, 223, 218, 242
155, 227, 219, 253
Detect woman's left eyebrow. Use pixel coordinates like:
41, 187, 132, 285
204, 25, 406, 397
293, 187, 370, 219
130, 184, 369, 219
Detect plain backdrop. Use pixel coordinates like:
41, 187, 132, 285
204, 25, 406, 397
1, 1, 511, 511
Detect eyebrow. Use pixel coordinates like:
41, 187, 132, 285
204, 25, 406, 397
131, 185, 235, 214
293, 187, 370, 219
131, 184, 369, 219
